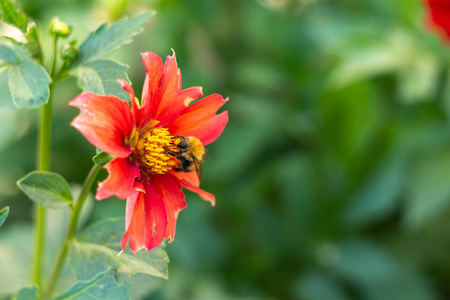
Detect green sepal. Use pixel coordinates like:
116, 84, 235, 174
93, 151, 114, 166
61, 40, 78, 62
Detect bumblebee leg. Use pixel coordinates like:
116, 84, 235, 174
169, 135, 184, 142
167, 151, 180, 157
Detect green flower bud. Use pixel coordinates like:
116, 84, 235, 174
61, 42, 78, 62
50, 18, 72, 38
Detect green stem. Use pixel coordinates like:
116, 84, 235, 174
32, 206, 45, 288
45, 163, 102, 299
33, 35, 59, 292
50, 36, 59, 78
33, 82, 55, 288
37, 84, 54, 171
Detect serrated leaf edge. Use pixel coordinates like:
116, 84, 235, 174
75, 12, 155, 65
52, 268, 130, 300
71, 240, 168, 279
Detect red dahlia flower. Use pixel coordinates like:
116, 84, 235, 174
70, 51, 228, 253
424, 0, 450, 42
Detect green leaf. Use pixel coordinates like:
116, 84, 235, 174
0, 0, 29, 32
15, 284, 39, 300
328, 31, 414, 89
332, 240, 438, 300
0, 42, 21, 66
70, 241, 120, 281
116, 247, 169, 279
52, 268, 130, 300
0, 40, 49, 108
0, 0, 42, 61
343, 153, 407, 228
9, 59, 51, 108
295, 271, 348, 300
76, 12, 154, 65
0, 225, 34, 295
73, 218, 169, 279
0, 66, 13, 106
75, 59, 130, 100
17, 171, 73, 208
70, 241, 168, 280
93, 150, 114, 166
0, 206, 9, 228
403, 147, 450, 230
0, 38, 29, 60
78, 217, 124, 251
343, 123, 446, 228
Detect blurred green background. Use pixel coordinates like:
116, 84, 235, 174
3, 0, 450, 299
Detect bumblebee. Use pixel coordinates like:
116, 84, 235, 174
169, 136, 209, 181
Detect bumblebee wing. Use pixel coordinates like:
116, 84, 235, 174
194, 159, 203, 182
202, 148, 210, 162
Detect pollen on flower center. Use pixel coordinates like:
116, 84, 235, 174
134, 127, 177, 175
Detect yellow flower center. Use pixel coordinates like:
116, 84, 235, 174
133, 128, 177, 175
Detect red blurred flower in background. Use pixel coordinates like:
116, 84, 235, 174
424, 0, 450, 42
70, 51, 228, 253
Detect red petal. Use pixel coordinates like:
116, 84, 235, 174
117, 78, 140, 123
121, 180, 168, 253
124, 191, 138, 232
96, 158, 140, 200
151, 174, 187, 242
171, 171, 215, 206
426, 0, 450, 41
121, 192, 144, 251
152, 52, 203, 127
139, 52, 164, 128
168, 94, 228, 145
133, 181, 145, 193
70, 93, 134, 158
155, 86, 203, 128
117, 79, 135, 103
157, 53, 180, 109
139, 51, 204, 128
